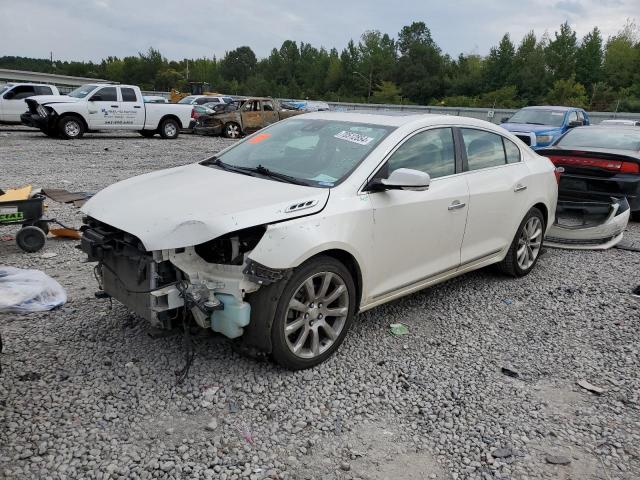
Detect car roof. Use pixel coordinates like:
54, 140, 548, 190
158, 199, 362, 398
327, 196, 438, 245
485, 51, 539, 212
298, 111, 507, 130
572, 125, 640, 132
522, 106, 580, 111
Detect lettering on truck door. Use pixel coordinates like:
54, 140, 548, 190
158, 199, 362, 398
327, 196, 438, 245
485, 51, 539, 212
87, 86, 120, 129
241, 100, 264, 133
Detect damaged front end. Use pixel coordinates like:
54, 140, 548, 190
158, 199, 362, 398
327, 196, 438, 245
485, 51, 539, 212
80, 217, 284, 339
21, 99, 57, 131
546, 196, 630, 250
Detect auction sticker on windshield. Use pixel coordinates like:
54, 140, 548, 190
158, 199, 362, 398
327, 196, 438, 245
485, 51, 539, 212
334, 130, 374, 145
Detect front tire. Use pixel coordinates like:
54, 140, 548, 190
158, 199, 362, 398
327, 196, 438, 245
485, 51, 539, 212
58, 116, 84, 139
270, 256, 356, 370
159, 118, 179, 139
223, 122, 241, 139
498, 207, 545, 277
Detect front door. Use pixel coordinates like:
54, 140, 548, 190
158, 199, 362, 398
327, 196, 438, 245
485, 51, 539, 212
367, 127, 470, 299
86, 86, 120, 129
458, 128, 532, 264
241, 100, 265, 133
262, 100, 278, 126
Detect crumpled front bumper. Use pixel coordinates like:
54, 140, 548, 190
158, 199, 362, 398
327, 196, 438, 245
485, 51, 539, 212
20, 112, 49, 129
545, 196, 630, 250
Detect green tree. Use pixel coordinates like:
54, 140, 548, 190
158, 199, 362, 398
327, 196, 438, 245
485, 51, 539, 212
545, 22, 578, 81
220, 46, 257, 82
511, 31, 548, 104
576, 28, 603, 91
371, 81, 402, 103
545, 76, 588, 107
603, 23, 639, 90
483, 33, 515, 90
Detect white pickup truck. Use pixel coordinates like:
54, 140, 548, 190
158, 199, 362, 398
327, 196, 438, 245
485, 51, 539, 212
1, 83, 60, 122
21, 83, 193, 139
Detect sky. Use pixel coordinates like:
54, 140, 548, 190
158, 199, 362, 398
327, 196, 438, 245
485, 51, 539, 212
0, 0, 637, 62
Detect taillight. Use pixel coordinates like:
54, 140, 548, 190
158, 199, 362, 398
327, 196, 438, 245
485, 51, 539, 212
548, 155, 639, 174
554, 167, 564, 184
191, 108, 198, 119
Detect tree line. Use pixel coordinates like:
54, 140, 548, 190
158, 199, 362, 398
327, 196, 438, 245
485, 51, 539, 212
2, 20, 640, 111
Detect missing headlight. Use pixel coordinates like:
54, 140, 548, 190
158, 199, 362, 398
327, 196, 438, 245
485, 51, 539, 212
194, 225, 266, 265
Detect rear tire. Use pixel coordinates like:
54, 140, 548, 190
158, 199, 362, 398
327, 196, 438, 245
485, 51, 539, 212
58, 116, 85, 139
223, 122, 241, 139
159, 118, 179, 139
139, 130, 156, 138
498, 207, 545, 277
269, 256, 356, 370
16, 226, 46, 253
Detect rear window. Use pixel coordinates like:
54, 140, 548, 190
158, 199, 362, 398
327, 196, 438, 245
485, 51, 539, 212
557, 128, 640, 151
178, 96, 197, 104
461, 128, 507, 170
121, 88, 137, 102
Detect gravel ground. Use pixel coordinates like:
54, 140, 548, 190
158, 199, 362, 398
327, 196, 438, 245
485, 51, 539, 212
1, 125, 639, 480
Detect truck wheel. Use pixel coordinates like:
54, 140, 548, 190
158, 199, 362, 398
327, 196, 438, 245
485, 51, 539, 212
224, 122, 241, 139
139, 130, 156, 138
16, 226, 47, 253
159, 118, 179, 139
58, 116, 85, 139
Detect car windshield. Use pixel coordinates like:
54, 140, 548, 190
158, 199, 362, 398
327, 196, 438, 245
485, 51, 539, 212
178, 96, 197, 104
206, 118, 394, 187
509, 109, 566, 127
557, 128, 640, 151
68, 84, 97, 98
0, 85, 10, 95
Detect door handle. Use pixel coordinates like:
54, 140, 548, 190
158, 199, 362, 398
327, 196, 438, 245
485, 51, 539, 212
134, 105, 141, 108
514, 184, 527, 192
110, 105, 118, 108
448, 200, 466, 211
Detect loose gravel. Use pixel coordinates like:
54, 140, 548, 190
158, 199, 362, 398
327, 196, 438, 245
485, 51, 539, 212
1, 125, 639, 480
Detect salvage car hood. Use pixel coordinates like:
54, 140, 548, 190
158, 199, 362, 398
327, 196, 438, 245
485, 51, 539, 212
29, 95, 79, 105
81, 163, 329, 250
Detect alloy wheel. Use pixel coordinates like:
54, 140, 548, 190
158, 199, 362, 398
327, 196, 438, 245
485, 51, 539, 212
226, 124, 240, 138
284, 271, 349, 359
516, 216, 542, 270
65, 121, 81, 138
164, 122, 177, 137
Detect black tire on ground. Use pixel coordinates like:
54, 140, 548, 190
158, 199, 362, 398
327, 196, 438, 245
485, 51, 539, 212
16, 226, 47, 253
159, 118, 180, 139
268, 255, 356, 370
41, 128, 57, 137
223, 122, 242, 139
57, 116, 85, 139
139, 130, 156, 138
34, 221, 49, 235
497, 207, 545, 277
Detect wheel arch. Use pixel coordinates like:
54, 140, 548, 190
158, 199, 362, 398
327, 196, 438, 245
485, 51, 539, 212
57, 112, 88, 131
158, 114, 182, 129
532, 202, 549, 229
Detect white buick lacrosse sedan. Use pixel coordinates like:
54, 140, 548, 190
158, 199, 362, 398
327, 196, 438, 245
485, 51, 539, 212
81, 112, 558, 369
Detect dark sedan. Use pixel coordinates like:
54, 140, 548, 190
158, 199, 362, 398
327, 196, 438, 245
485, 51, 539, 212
538, 126, 640, 220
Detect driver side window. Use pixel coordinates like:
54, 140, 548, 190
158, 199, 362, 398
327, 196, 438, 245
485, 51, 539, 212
387, 128, 456, 179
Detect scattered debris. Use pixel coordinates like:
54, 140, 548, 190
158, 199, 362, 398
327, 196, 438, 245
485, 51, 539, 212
17, 372, 41, 381
389, 323, 409, 336
501, 367, 520, 379
577, 379, 605, 395
228, 401, 239, 414
502, 299, 513, 305
632, 286, 640, 299
40, 252, 57, 259
545, 454, 571, 465
50, 228, 81, 240
0, 266, 67, 313
42, 188, 94, 206
205, 418, 218, 431
340, 462, 351, 471
491, 447, 513, 458
615, 239, 640, 252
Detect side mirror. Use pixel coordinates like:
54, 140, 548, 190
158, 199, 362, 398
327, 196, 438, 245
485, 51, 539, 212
567, 120, 583, 128
368, 168, 431, 192
90, 95, 103, 102
501, 116, 510, 123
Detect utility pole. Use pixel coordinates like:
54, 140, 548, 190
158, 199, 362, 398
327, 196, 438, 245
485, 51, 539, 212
353, 70, 372, 103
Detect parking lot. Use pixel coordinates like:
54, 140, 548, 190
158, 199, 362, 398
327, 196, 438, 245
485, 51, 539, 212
1, 125, 639, 480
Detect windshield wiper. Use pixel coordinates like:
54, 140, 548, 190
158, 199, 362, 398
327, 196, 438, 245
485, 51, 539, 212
523, 122, 546, 125
233, 164, 310, 186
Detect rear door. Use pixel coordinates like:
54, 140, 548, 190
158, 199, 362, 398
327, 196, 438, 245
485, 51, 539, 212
262, 100, 278, 125
120, 87, 144, 128
241, 100, 265, 132
2, 85, 36, 121
458, 128, 531, 265
87, 86, 120, 129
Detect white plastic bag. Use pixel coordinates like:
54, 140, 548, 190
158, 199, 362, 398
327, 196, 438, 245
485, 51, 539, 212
0, 266, 67, 313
